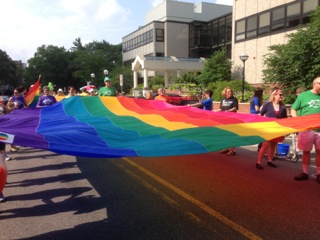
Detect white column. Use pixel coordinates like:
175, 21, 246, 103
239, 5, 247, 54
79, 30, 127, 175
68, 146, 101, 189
143, 69, 148, 89
164, 71, 169, 88
133, 71, 138, 88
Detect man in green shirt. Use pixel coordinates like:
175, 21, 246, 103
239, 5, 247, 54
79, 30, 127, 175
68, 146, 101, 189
98, 77, 117, 96
291, 76, 320, 183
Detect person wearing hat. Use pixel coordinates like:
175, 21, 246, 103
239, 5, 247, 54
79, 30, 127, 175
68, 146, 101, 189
55, 88, 65, 102
89, 88, 96, 96
98, 77, 117, 96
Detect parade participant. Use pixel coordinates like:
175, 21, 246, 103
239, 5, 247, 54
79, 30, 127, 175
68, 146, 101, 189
291, 77, 320, 182
188, 90, 213, 111
154, 88, 170, 103
7, 87, 27, 109
217, 87, 238, 156
55, 88, 65, 102
36, 86, 57, 107
256, 89, 287, 170
98, 77, 117, 96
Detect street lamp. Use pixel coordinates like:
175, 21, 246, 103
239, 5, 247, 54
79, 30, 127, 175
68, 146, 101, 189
90, 73, 95, 85
239, 53, 249, 103
103, 69, 108, 76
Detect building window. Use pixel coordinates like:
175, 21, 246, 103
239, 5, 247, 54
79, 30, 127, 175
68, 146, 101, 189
235, 20, 246, 41
258, 12, 270, 35
156, 29, 164, 42
235, 0, 319, 43
303, 0, 318, 23
271, 6, 285, 31
287, 2, 301, 27
246, 15, 257, 38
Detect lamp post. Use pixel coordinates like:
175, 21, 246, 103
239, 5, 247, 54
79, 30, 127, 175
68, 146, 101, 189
239, 53, 249, 103
90, 73, 95, 86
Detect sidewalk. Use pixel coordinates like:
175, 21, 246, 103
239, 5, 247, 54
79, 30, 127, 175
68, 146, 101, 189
0, 147, 107, 239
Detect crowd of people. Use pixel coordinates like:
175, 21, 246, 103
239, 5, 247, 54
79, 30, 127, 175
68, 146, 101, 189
1, 76, 320, 203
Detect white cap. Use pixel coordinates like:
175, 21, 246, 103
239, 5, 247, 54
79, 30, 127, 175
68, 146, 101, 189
58, 88, 63, 92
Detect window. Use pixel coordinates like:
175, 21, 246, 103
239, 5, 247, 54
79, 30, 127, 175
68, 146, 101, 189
235, 20, 245, 41
287, 2, 301, 27
247, 15, 257, 38
303, 0, 318, 23
258, 12, 270, 35
271, 7, 285, 31
218, 18, 226, 45
156, 29, 164, 42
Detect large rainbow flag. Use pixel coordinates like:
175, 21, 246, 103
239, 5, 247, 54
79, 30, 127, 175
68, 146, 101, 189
0, 96, 319, 158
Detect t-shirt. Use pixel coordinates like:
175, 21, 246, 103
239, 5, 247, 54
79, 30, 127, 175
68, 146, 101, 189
154, 95, 170, 103
98, 86, 117, 96
292, 90, 320, 116
201, 97, 213, 111
12, 95, 25, 109
250, 96, 261, 114
37, 95, 57, 107
220, 96, 239, 112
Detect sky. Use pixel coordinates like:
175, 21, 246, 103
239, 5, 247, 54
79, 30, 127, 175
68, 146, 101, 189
0, 0, 232, 63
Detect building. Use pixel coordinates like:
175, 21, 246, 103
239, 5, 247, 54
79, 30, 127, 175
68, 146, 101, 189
122, 0, 320, 87
122, 0, 232, 89
232, 0, 320, 84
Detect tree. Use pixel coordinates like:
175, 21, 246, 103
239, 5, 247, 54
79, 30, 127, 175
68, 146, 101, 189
197, 48, 232, 86
0, 50, 17, 87
71, 40, 122, 88
263, 6, 320, 100
24, 45, 74, 88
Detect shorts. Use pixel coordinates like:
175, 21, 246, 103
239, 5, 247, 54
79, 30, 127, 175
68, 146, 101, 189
298, 130, 320, 151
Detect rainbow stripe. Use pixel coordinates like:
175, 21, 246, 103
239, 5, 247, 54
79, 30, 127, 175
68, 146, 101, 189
0, 133, 8, 141
0, 96, 319, 158
25, 79, 40, 106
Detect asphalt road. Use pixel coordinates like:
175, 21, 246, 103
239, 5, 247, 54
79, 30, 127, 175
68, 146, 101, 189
0, 142, 319, 240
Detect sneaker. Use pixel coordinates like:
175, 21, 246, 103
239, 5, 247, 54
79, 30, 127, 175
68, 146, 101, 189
0, 192, 5, 203
294, 172, 309, 181
267, 162, 277, 168
256, 163, 264, 170
10, 147, 18, 152
4, 155, 11, 161
316, 175, 320, 184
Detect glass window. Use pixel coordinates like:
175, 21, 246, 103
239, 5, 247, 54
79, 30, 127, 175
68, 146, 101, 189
156, 29, 164, 42
287, 2, 301, 27
271, 7, 285, 31
302, 0, 319, 24
211, 21, 219, 47
218, 18, 226, 45
258, 12, 270, 35
246, 15, 257, 38
235, 20, 245, 41
303, 0, 318, 14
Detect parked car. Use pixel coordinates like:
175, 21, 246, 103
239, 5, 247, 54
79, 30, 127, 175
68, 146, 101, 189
166, 93, 182, 105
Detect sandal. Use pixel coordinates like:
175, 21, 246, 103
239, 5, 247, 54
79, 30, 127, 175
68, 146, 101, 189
220, 149, 230, 154
226, 150, 236, 156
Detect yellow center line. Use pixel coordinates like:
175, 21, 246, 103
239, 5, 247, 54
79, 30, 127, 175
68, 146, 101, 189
122, 157, 263, 240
